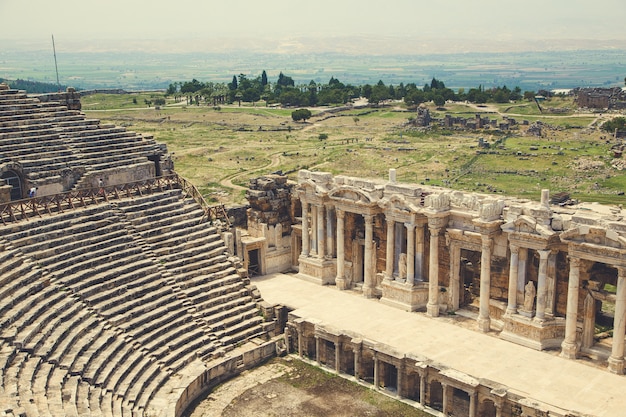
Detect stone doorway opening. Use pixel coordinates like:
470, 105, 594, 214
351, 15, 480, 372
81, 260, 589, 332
147, 154, 162, 177
1, 170, 22, 200
479, 399, 497, 417
460, 249, 480, 309
248, 249, 261, 277
581, 263, 619, 359
429, 380, 443, 412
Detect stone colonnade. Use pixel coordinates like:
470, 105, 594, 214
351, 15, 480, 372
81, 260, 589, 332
286, 318, 581, 417
295, 170, 626, 374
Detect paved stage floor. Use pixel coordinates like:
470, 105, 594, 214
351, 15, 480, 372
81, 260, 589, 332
253, 273, 626, 417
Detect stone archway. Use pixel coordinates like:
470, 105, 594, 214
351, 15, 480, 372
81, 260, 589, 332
479, 398, 497, 417
1, 169, 23, 200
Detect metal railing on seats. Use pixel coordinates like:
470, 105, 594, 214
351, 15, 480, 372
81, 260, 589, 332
0, 173, 230, 228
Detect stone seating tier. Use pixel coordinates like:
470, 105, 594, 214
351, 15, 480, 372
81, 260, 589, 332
0, 189, 270, 415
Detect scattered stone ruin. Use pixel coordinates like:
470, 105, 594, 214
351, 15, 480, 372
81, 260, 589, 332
574, 87, 626, 110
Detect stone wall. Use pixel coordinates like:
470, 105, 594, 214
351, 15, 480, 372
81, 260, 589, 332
247, 174, 295, 235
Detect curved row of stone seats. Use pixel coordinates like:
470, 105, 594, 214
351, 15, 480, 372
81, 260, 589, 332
115, 190, 267, 352
0, 188, 270, 416
0, 206, 172, 415
2, 198, 205, 375
0, 87, 162, 192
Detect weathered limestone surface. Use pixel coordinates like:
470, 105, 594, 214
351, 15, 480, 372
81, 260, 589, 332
290, 169, 626, 376
0, 84, 169, 199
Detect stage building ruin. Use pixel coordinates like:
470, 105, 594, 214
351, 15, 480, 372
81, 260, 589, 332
244, 169, 626, 374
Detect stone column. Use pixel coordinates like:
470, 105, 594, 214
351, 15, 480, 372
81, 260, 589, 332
385, 218, 395, 280
517, 248, 528, 306
478, 235, 492, 333
405, 222, 415, 285
354, 347, 361, 380
415, 224, 425, 281
373, 354, 379, 390
419, 374, 426, 406
315, 336, 321, 365
335, 209, 346, 288
297, 328, 303, 358
469, 391, 477, 417
427, 225, 441, 317
450, 242, 461, 311
396, 363, 404, 398
335, 341, 341, 374
442, 383, 450, 415
363, 214, 375, 298
317, 204, 325, 259
301, 200, 310, 257
506, 245, 519, 314
608, 267, 626, 374
546, 250, 558, 316
325, 205, 334, 258
310, 205, 318, 256
561, 256, 581, 359
535, 249, 550, 321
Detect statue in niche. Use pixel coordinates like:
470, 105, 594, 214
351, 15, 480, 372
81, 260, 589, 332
398, 253, 407, 279
524, 281, 536, 312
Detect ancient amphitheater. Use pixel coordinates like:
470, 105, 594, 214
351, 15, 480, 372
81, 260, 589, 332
1, 83, 626, 417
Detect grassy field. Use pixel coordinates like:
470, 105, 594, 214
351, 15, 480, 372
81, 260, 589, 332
82, 94, 626, 206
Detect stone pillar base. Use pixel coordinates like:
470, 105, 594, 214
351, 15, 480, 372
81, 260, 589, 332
426, 303, 439, 317
560, 341, 578, 359
608, 356, 625, 374
477, 317, 491, 333
335, 277, 348, 290
363, 286, 375, 298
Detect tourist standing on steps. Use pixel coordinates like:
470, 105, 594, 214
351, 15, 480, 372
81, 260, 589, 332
98, 178, 104, 196
28, 187, 37, 198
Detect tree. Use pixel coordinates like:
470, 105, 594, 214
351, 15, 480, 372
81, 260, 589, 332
433, 95, 445, 107
261, 70, 268, 87
291, 108, 312, 122
602, 116, 626, 132
229, 75, 238, 90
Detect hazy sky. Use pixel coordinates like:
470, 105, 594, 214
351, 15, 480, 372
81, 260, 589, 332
1, 0, 625, 51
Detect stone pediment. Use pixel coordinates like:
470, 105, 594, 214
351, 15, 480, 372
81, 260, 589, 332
560, 225, 626, 249
502, 215, 556, 238
329, 186, 376, 205
298, 179, 328, 196
378, 194, 420, 213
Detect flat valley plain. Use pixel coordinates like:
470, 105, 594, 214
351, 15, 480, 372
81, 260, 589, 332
82, 93, 626, 207
2, 48, 625, 91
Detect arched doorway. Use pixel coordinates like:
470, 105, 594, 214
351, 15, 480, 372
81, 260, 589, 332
479, 399, 497, 417
1, 170, 23, 200
429, 380, 443, 412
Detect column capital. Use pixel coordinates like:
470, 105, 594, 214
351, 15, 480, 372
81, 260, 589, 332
618, 266, 626, 279
509, 244, 519, 255
427, 215, 446, 230
336, 208, 345, 219
569, 256, 581, 268
538, 249, 550, 260
404, 221, 416, 229
363, 213, 374, 223
481, 234, 493, 251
